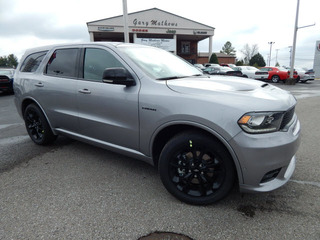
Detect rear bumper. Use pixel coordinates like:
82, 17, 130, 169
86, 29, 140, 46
254, 75, 269, 80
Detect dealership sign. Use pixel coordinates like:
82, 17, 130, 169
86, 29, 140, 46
133, 18, 178, 27
98, 27, 114, 31
134, 38, 176, 52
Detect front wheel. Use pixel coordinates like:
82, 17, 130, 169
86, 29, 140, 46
159, 131, 235, 205
24, 104, 57, 145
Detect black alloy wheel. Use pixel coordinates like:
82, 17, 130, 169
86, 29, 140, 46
24, 104, 57, 145
159, 131, 235, 205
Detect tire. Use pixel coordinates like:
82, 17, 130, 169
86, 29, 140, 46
271, 75, 280, 83
24, 104, 57, 145
159, 131, 235, 205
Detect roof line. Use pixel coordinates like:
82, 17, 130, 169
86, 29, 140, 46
86, 7, 215, 30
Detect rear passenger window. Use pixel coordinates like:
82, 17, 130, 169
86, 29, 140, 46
84, 48, 124, 81
20, 51, 48, 72
46, 48, 78, 78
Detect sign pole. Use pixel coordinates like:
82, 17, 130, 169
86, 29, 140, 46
122, 0, 129, 43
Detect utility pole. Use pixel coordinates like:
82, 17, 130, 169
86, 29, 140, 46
268, 42, 275, 66
122, 0, 129, 43
275, 49, 279, 66
288, 0, 315, 82
288, 46, 292, 67
289, 0, 299, 79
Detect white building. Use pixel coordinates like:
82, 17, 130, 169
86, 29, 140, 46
87, 8, 215, 64
313, 40, 320, 79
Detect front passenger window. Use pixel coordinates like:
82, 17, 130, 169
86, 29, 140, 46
84, 48, 125, 81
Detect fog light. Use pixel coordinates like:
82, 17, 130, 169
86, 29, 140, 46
260, 168, 281, 183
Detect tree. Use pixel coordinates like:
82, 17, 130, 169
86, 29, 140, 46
220, 41, 236, 56
240, 44, 258, 65
249, 53, 266, 67
236, 59, 244, 66
209, 53, 219, 64
0, 54, 18, 68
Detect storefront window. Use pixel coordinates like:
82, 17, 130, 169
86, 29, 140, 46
181, 42, 190, 54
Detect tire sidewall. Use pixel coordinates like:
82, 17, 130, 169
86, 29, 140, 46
159, 132, 235, 205
24, 104, 55, 145
271, 75, 280, 83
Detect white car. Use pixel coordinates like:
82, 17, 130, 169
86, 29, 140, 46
295, 68, 315, 83
235, 66, 269, 80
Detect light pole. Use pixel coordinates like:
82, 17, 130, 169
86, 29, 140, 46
288, 0, 315, 81
268, 42, 275, 66
288, 46, 292, 67
289, 0, 300, 79
122, 0, 129, 43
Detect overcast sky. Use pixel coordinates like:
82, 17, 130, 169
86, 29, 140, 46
1, 0, 319, 68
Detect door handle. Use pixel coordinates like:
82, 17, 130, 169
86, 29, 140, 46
35, 82, 44, 87
78, 89, 91, 94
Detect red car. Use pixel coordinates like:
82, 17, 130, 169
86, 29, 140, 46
259, 67, 298, 83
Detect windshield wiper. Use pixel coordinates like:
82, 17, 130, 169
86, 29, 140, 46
156, 76, 186, 80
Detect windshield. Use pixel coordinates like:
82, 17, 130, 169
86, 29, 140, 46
0, 70, 13, 76
118, 45, 202, 80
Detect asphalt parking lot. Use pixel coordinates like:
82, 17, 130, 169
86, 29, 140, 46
0, 81, 320, 240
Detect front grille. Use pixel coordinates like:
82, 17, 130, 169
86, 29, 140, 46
280, 107, 295, 129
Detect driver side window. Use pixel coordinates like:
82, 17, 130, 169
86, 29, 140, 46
84, 48, 124, 81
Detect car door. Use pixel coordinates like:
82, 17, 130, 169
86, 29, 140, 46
31, 48, 80, 133
77, 47, 140, 150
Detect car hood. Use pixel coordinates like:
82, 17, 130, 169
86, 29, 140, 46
166, 76, 296, 109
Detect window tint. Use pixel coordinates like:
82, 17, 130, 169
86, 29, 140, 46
20, 51, 48, 72
46, 48, 78, 78
84, 48, 124, 81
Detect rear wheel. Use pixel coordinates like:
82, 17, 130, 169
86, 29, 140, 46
271, 75, 280, 83
159, 131, 235, 205
24, 104, 57, 145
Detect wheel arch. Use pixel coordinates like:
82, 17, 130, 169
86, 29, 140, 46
151, 123, 244, 184
21, 98, 57, 135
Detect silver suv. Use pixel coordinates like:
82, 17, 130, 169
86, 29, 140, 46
14, 43, 301, 205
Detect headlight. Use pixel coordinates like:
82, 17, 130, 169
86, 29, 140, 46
238, 112, 284, 134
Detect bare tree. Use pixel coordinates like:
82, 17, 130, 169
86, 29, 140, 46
240, 44, 259, 64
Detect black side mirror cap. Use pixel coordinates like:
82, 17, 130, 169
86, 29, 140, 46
102, 67, 135, 86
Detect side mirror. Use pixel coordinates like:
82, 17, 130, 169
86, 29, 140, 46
102, 67, 135, 86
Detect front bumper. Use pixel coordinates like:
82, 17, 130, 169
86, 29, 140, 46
229, 115, 301, 193
0, 80, 13, 92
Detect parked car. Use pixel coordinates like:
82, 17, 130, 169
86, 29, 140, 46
0, 68, 15, 94
220, 63, 236, 68
204, 63, 220, 67
259, 67, 298, 83
203, 66, 243, 77
305, 69, 314, 75
295, 68, 315, 83
193, 63, 205, 70
14, 43, 300, 205
234, 66, 269, 80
